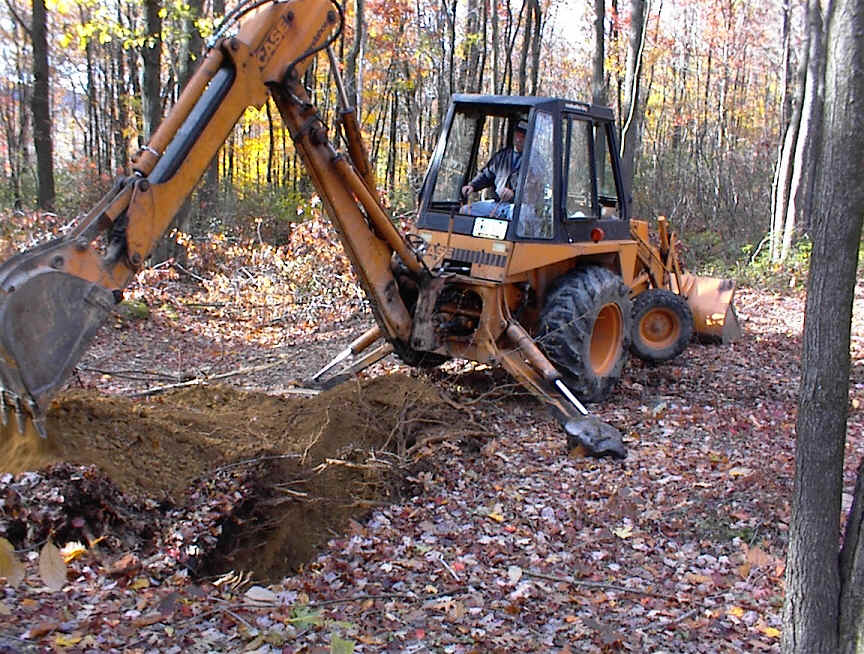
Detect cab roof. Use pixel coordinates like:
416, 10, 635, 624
449, 94, 616, 123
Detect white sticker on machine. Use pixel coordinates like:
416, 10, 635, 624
472, 217, 509, 240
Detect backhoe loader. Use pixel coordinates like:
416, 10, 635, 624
0, 0, 738, 460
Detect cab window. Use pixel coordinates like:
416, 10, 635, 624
431, 112, 480, 204
516, 111, 554, 239
594, 124, 621, 217
563, 118, 594, 219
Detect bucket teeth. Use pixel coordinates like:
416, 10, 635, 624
13, 395, 25, 435
27, 398, 47, 439
0, 389, 45, 438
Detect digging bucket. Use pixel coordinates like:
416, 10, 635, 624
0, 245, 115, 437
673, 272, 741, 343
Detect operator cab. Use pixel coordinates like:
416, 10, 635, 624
417, 95, 631, 244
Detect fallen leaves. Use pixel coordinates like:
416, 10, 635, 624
39, 540, 67, 591
1, 283, 851, 651
0, 537, 24, 587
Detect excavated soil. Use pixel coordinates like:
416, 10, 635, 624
0, 374, 465, 579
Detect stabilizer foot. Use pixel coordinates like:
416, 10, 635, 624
564, 416, 627, 459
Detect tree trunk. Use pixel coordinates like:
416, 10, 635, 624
153, 0, 204, 264
457, 0, 481, 93
619, 0, 647, 199
592, 0, 607, 106
782, 0, 827, 260
770, 0, 807, 263
492, 0, 500, 97
142, 0, 162, 141
517, 0, 536, 95
402, 60, 421, 189
781, 0, 864, 650
113, 8, 129, 172
31, 0, 55, 211
201, 0, 225, 216
345, 0, 365, 110
832, 0, 864, 644
386, 90, 398, 205
529, 0, 542, 95
266, 99, 275, 186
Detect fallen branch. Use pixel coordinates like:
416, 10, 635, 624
128, 357, 297, 398
0, 632, 34, 644
208, 453, 302, 475
522, 569, 677, 600
77, 366, 187, 382
322, 457, 393, 470
644, 592, 727, 633
173, 262, 210, 283
406, 430, 494, 457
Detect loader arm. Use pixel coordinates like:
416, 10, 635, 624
0, 0, 417, 436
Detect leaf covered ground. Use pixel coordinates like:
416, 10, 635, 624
1, 220, 863, 653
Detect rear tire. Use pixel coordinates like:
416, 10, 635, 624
538, 266, 632, 403
630, 289, 693, 362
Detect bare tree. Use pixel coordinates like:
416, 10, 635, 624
152, 0, 204, 264
619, 0, 647, 193
345, 0, 365, 110
141, 0, 162, 141
592, 0, 607, 106
31, 0, 54, 210
782, 0, 864, 650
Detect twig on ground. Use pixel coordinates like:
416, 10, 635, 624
77, 366, 186, 382
222, 609, 255, 631
128, 357, 295, 398
173, 262, 210, 283
406, 430, 493, 457
322, 457, 393, 470
644, 592, 728, 633
0, 631, 34, 644
522, 569, 677, 600
208, 453, 302, 475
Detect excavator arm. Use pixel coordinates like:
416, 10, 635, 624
0, 0, 419, 438
0, 0, 626, 459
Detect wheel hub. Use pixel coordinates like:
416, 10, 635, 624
590, 303, 623, 375
639, 308, 680, 348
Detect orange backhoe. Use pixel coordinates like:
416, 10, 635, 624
0, 0, 738, 460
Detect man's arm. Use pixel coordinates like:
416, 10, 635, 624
462, 149, 508, 198
462, 167, 494, 198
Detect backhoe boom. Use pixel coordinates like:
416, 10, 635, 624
0, 0, 417, 436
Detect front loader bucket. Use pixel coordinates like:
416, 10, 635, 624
674, 273, 741, 343
0, 268, 115, 437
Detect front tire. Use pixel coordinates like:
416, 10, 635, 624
630, 289, 693, 362
538, 266, 632, 402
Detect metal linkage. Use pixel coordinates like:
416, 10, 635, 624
553, 378, 590, 416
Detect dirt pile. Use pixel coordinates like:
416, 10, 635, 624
0, 374, 471, 579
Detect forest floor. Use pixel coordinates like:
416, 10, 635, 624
1, 220, 864, 653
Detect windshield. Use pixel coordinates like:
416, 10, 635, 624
431, 112, 480, 204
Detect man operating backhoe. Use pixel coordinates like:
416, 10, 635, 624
460, 119, 527, 219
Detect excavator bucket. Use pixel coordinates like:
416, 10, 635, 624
674, 273, 741, 343
0, 256, 115, 439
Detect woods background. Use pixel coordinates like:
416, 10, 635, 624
0, 0, 815, 272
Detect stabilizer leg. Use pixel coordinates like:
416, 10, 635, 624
495, 322, 626, 459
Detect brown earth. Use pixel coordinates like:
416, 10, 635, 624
0, 373, 466, 578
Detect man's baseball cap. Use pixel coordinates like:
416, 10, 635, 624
515, 119, 529, 132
